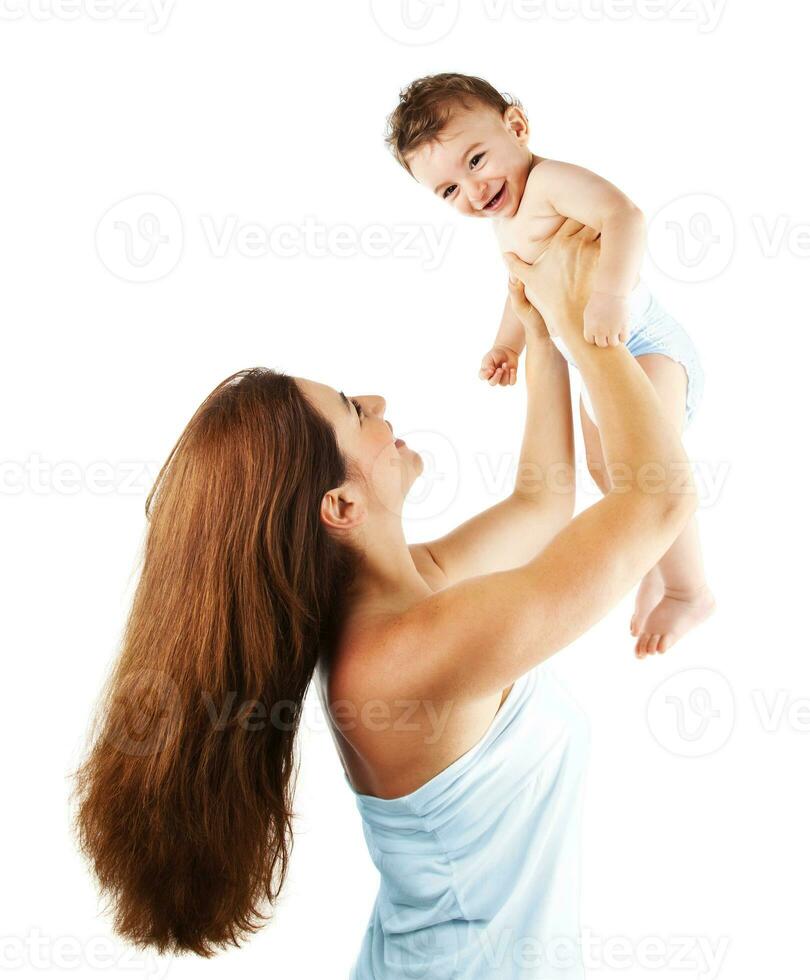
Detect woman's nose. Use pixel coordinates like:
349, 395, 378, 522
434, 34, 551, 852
355, 395, 386, 416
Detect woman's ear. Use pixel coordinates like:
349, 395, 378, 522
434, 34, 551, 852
319, 484, 367, 533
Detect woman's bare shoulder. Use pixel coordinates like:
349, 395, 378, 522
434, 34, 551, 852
327, 554, 446, 710
322, 595, 506, 800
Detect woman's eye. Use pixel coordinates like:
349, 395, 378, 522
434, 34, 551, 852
351, 398, 363, 419
470, 152, 484, 169
442, 184, 457, 200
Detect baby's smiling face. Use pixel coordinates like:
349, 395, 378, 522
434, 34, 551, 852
406, 102, 533, 220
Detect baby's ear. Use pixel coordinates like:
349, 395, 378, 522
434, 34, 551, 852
503, 105, 529, 142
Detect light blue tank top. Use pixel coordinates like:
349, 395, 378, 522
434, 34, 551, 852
342, 661, 591, 979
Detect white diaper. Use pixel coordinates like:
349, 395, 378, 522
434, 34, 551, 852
551, 281, 705, 429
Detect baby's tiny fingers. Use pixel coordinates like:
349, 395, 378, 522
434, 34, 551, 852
479, 357, 496, 378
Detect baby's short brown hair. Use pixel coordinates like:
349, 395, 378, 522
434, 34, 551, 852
384, 72, 523, 175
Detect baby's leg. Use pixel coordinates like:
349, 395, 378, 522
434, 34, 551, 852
579, 397, 665, 640
631, 354, 715, 655
580, 354, 715, 656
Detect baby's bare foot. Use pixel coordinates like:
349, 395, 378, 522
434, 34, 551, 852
630, 567, 664, 638
635, 585, 716, 658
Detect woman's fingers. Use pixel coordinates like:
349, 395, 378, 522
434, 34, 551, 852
508, 278, 538, 321
507, 277, 532, 316
508, 277, 552, 344
503, 251, 532, 284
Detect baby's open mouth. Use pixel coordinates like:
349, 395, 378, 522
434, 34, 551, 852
484, 183, 506, 211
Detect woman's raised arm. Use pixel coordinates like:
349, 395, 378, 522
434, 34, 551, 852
381, 224, 697, 705
410, 275, 576, 587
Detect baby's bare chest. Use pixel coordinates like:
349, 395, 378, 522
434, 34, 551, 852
496, 211, 567, 264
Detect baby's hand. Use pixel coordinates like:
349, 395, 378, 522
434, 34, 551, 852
479, 345, 519, 386
583, 292, 630, 348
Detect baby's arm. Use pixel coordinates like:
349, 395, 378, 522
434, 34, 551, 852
533, 160, 646, 346
494, 292, 526, 355
479, 295, 524, 386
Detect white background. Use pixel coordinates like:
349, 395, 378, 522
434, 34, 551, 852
2, 1, 808, 977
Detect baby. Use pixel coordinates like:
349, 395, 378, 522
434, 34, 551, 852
384, 72, 715, 657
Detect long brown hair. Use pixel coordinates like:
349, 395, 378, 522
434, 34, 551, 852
70, 367, 361, 956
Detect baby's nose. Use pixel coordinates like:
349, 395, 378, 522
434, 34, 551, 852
468, 182, 489, 207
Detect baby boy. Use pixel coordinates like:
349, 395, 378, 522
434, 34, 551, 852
384, 72, 715, 656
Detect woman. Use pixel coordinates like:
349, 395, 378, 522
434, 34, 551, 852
71, 220, 696, 977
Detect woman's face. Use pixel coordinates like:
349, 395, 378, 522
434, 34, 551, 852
294, 377, 423, 524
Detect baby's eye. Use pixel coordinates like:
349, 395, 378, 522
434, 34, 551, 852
442, 184, 457, 200
469, 152, 485, 169
351, 398, 363, 419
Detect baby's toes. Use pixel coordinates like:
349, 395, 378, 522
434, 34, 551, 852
657, 633, 673, 654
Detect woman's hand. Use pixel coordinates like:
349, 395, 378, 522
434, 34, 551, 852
504, 219, 601, 351
506, 275, 553, 341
